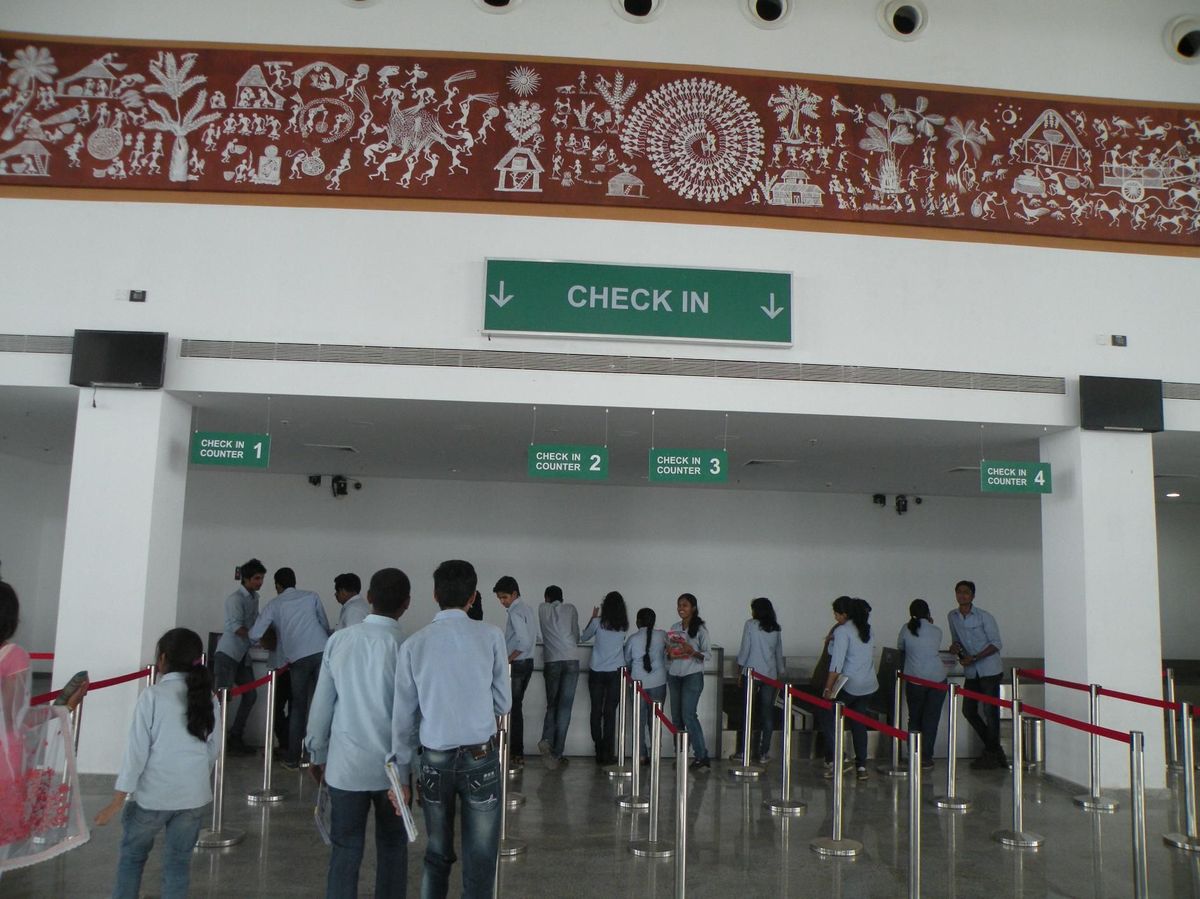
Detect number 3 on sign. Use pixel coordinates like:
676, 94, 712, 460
709, 457, 721, 475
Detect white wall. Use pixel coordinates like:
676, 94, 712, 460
174, 468, 1047, 660
0, 453, 69, 653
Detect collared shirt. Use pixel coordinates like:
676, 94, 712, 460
581, 617, 627, 672
249, 587, 331, 663
736, 619, 785, 680
390, 609, 511, 781
946, 605, 1003, 678
305, 614, 406, 792
114, 672, 220, 810
666, 621, 710, 678
624, 628, 667, 690
337, 594, 370, 630
897, 620, 947, 683
504, 598, 535, 661
829, 620, 878, 697
214, 585, 258, 661
538, 601, 579, 662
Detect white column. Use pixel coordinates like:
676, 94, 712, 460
1040, 427, 1165, 790
54, 389, 191, 774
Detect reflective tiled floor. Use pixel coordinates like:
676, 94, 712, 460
5, 747, 1200, 897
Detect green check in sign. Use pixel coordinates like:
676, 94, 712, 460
190, 432, 271, 468
649, 449, 728, 484
528, 444, 608, 480
484, 259, 791, 346
980, 459, 1051, 494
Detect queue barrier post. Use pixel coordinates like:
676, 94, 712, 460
1165, 669, 1181, 769
907, 731, 922, 899
1163, 701, 1200, 852
674, 729, 689, 899
618, 681, 649, 810
247, 668, 284, 804
196, 687, 245, 848
70, 694, 84, 756
810, 701, 863, 857
630, 700, 674, 858
765, 684, 806, 816
504, 696, 526, 808
729, 667, 764, 779
144, 663, 155, 690
608, 668, 632, 779
497, 714, 526, 858
1073, 683, 1118, 813
878, 672, 908, 778
992, 699, 1043, 849
933, 682, 971, 812
1130, 730, 1149, 897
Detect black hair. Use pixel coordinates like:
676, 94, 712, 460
493, 575, 519, 595
636, 607, 656, 673
599, 591, 629, 632
832, 595, 872, 644
274, 567, 297, 590
466, 590, 484, 621
544, 585, 563, 603
955, 580, 976, 597
907, 598, 931, 636
436, 560, 478, 609
751, 597, 780, 633
0, 580, 18, 645
368, 568, 410, 616
334, 572, 361, 594
156, 628, 214, 742
678, 593, 705, 639
240, 558, 266, 583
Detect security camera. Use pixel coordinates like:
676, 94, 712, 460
331, 475, 349, 497
872, 493, 886, 506
895, 494, 908, 515
308, 475, 322, 487
353, 481, 363, 490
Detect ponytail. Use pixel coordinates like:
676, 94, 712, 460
831, 595, 871, 644
156, 628, 215, 742
636, 608, 656, 673
907, 598, 930, 637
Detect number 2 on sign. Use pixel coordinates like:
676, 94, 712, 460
590, 454, 602, 472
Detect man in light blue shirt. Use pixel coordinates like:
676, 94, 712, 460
334, 572, 369, 630
306, 568, 411, 899
946, 579, 1007, 769
494, 575, 534, 765
391, 559, 510, 899
249, 567, 331, 768
212, 558, 265, 756
537, 584, 579, 768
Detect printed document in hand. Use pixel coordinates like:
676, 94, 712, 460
828, 673, 850, 699
385, 758, 419, 843
314, 781, 332, 845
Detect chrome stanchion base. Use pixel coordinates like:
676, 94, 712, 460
298, 759, 311, 769
727, 763, 764, 779
810, 836, 863, 857
932, 795, 972, 812
506, 767, 520, 780
1073, 793, 1119, 812
876, 763, 908, 778
605, 765, 633, 779
506, 791, 526, 809
196, 828, 245, 849
617, 793, 650, 810
498, 838, 527, 857
246, 788, 284, 804
1163, 833, 1200, 852
764, 798, 807, 816
629, 839, 675, 858
992, 828, 1044, 848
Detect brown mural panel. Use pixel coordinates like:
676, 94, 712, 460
1, 34, 1198, 248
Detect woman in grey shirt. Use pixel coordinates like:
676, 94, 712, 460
897, 599, 946, 769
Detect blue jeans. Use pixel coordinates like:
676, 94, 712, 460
750, 682, 779, 759
819, 690, 874, 766
418, 745, 501, 899
638, 684, 667, 760
905, 682, 947, 763
963, 673, 1004, 754
112, 801, 205, 899
588, 669, 621, 762
212, 651, 256, 740
509, 659, 533, 759
541, 659, 579, 758
667, 672, 707, 762
287, 651, 322, 765
327, 785, 408, 899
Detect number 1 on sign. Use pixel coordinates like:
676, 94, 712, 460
253, 442, 263, 460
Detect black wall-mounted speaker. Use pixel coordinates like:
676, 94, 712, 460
1079, 375, 1163, 432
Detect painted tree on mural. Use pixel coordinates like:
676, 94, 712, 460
859, 93, 944, 196
944, 116, 989, 193
142, 51, 220, 182
2, 46, 58, 142
768, 84, 822, 144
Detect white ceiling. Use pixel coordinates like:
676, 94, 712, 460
3, 384, 1198, 502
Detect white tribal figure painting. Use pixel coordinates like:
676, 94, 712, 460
0, 36, 1197, 248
